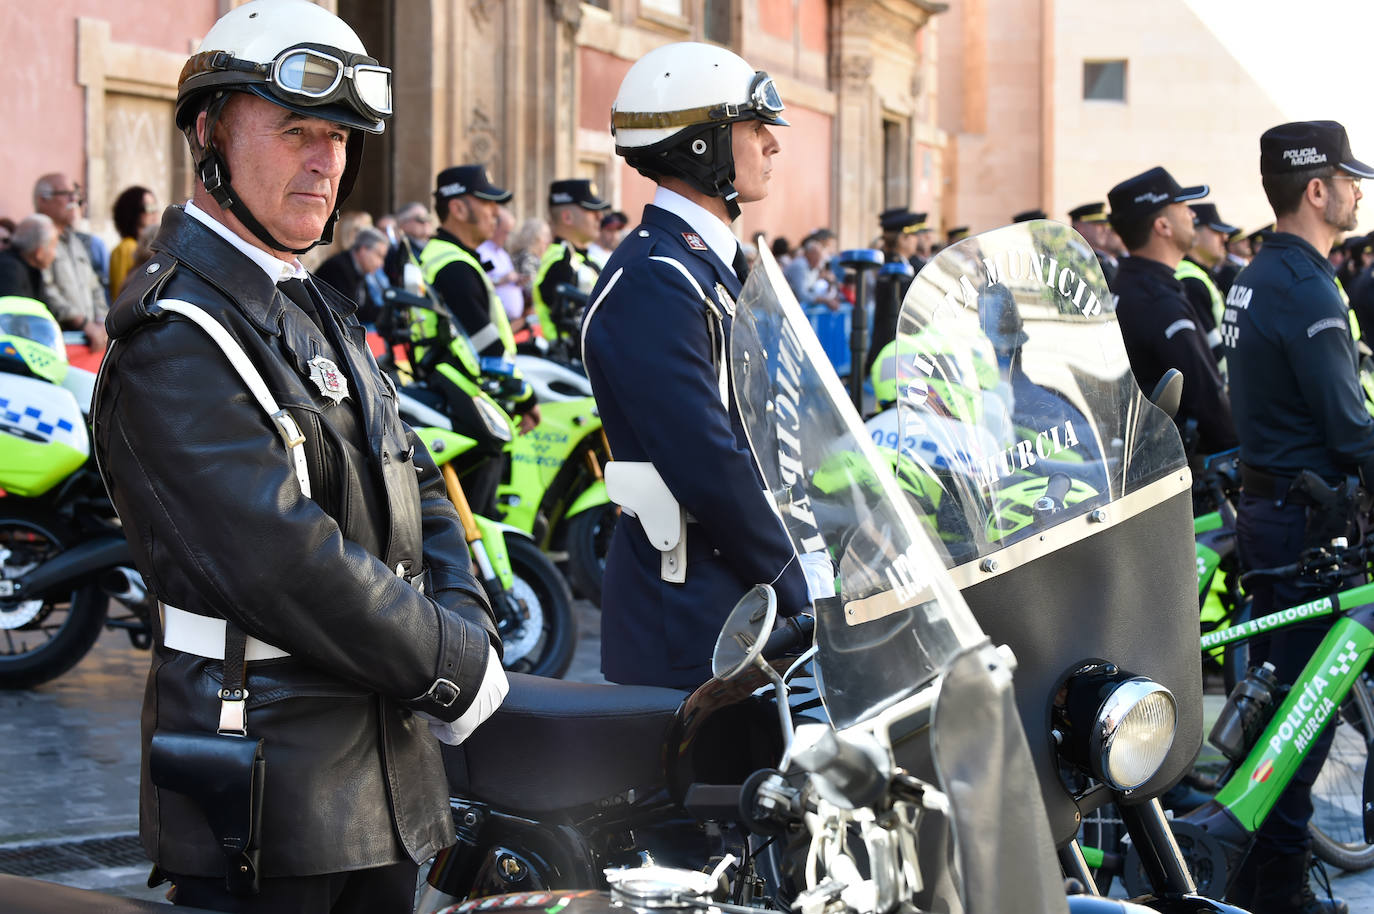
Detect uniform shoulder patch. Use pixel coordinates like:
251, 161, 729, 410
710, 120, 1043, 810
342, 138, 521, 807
1306, 316, 1349, 338
681, 232, 709, 251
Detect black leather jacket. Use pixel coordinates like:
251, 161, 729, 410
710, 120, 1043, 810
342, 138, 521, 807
93, 206, 499, 877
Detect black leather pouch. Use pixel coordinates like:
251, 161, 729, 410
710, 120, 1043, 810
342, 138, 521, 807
150, 730, 266, 895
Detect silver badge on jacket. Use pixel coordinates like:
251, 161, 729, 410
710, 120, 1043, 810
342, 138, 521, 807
307, 356, 349, 404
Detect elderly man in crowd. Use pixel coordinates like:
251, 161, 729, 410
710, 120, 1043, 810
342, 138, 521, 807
0, 214, 59, 301
33, 173, 107, 352
314, 226, 390, 326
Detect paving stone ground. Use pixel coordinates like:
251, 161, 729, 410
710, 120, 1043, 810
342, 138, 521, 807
2, 603, 1370, 910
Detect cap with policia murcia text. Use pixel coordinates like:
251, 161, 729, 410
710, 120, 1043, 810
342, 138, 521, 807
1107, 166, 1207, 229
1188, 203, 1237, 236
1068, 202, 1109, 224
434, 164, 513, 204
549, 178, 610, 211
1259, 120, 1374, 178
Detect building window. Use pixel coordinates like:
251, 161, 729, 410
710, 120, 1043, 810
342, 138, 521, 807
704, 0, 733, 45
1083, 60, 1126, 102
585, 0, 609, 8
641, 0, 684, 16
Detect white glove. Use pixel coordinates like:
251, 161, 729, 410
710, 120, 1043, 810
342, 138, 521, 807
799, 551, 835, 602
417, 643, 509, 745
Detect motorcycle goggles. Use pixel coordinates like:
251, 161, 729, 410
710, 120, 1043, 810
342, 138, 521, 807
612, 70, 788, 132
201, 44, 391, 124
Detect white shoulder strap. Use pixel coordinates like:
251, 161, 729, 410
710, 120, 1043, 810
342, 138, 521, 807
156, 298, 312, 499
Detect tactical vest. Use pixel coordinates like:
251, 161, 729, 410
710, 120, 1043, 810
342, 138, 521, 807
1174, 258, 1225, 330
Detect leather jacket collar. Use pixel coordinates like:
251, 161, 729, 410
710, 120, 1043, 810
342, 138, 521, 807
109, 206, 358, 340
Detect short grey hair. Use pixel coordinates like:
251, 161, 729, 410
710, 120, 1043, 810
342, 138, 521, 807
395, 201, 430, 222
11, 214, 56, 255
350, 227, 389, 253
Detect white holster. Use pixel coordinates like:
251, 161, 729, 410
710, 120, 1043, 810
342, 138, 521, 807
604, 461, 691, 583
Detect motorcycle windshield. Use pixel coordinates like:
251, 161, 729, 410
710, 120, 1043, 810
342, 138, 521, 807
893, 221, 1189, 580
731, 247, 986, 731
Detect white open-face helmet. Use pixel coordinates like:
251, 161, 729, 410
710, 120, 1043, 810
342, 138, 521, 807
612, 42, 787, 218
176, 0, 391, 253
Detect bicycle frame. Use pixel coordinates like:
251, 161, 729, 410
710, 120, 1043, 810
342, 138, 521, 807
1196, 584, 1374, 834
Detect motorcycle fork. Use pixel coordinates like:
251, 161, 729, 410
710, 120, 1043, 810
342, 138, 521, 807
442, 464, 523, 630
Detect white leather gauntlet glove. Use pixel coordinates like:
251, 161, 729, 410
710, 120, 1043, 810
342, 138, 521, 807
418, 642, 509, 745
799, 551, 836, 603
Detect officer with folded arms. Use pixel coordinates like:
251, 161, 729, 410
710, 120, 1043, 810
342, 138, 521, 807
1107, 166, 1237, 456
582, 42, 813, 688
1221, 120, 1374, 914
92, 2, 505, 909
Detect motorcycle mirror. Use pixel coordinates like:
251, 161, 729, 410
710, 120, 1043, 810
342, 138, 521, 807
1148, 369, 1183, 419
712, 584, 777, 681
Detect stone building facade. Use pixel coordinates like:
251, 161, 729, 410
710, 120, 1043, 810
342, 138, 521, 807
0, 1, 945, 252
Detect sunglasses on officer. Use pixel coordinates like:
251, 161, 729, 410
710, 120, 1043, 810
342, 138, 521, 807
213, 43, 392, 120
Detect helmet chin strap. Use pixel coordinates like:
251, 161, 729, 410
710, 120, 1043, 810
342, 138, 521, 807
192, 93, 337, 256
634, 123, 743, 222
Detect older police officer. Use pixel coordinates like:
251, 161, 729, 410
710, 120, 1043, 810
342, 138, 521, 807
581, 43, 811, 688
92, 2, 505, 909
1221, 121, 1374, 914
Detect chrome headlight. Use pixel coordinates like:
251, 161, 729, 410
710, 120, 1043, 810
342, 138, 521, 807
473, 395, 513, 443
1091, 678, 1177, 790
1057, 665, 1178, 793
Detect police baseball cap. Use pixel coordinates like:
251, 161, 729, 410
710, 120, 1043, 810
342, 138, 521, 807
1188, 203, 1237, 236
549, 179, 610, 211
1068, 202, 1109, 224
1259, 121, 1374, 178
1107, 166, 1208, 228
435, 164, 512, 203
601, 210, 628, 230
1012, 209, 1048, 223
879, 207, 924, 233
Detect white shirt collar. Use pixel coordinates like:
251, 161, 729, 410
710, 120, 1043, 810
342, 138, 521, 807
184, 200, 309, 284
652, 186, 740, 275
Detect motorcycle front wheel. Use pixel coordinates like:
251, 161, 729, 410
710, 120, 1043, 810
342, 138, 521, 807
489, 534, 576, 679
1309, 672, 1374, 871
565, 503, 617, 609
0, 510, 108, 689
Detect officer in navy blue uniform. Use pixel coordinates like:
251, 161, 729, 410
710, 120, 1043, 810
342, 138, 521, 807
1221, 121, 1374, 914
581, 42, 811, 689
1107, 167, 1238, 456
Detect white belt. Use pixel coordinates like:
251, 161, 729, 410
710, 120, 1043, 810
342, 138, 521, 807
161, 604, 291, 661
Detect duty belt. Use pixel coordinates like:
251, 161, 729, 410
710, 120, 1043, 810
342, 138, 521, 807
1240, 463, 1313, 506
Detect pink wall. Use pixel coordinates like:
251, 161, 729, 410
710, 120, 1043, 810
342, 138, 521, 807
0, 2, 218, 223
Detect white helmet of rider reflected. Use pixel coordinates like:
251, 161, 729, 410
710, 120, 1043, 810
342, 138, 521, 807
175, 0, 390, 253
611, 42, 787, 219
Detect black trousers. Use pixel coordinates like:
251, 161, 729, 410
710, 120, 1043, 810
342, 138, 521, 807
1235, 492, 1338, 856
168, 860, 419, 914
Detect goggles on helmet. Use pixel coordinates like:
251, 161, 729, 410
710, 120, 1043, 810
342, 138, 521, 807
611, 70, 786, 133
206, 43, 392, 121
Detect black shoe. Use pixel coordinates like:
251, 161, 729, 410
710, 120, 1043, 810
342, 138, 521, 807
1160, 781, 1212, 815
1250, 848, 1347, 914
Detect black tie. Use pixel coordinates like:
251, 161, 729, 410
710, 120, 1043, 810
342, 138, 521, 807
732, 246, 750, 285
279, 277, 325, 333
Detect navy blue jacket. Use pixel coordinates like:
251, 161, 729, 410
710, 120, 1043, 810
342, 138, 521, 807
1111, 255, 1237, 454
582, 204, 809, 688
1222, 232, 1374, 482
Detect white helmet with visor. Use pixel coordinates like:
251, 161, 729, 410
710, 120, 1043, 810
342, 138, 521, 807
612, 42, 786, 219
175, 0, 391, 253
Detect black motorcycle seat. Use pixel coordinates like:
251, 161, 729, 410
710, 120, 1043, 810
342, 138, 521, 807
443, 672, 687, 814
0, 873, 220, 913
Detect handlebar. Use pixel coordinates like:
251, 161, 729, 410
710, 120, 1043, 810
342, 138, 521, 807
763, 611, 816, 660
1238, 539, 1366, 590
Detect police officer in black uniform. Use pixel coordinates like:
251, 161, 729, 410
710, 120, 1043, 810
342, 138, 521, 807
1069, 201, 1119, 285
870, 208, 922, 371
1220, 121, 1374, 914
1107, 166, 1237, 455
